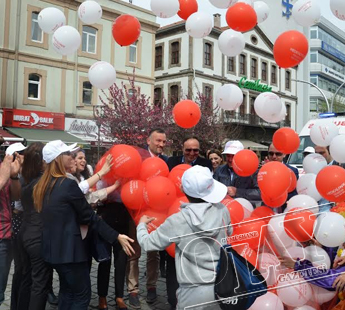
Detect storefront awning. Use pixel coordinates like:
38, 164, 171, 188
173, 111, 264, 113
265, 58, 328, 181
6, 128, 91, 149
0, 128, 25, 146
239, 139, 268, 151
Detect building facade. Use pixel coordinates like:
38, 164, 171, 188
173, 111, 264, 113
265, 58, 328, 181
154, 16, 298, 146
0, 0, 159, 160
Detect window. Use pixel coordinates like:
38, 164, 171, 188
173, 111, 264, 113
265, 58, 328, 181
261, 62, 267, 82
239, 54, 246, 75
82, 26, 97, 54
154, 88, 162, 107
128, 88, 137, 100
310, 28, 318, 39
310, 52, 317, 63
31, 12, 42, 42
129, 41, 137, 63
286, 104, 291, 122
155, 46, 163, 69
285, 71, 291, 90
82, 82, 92, 105
271, 65, 277, 84
170, 85, 179, 105
250, 96, 255, 114
310, 76, 318, 86
171, 41, 179, 65
239, 94, 246, 116
251, 58, 257, 79
228, 57, 235, 73
28, 74, 41, 99
204, 86, 212, 99
204, 43, 212, 66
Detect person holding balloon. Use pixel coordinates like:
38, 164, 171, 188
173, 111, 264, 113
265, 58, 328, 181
137, 165, 230, 310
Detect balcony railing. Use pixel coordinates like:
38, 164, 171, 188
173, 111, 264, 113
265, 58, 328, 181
224, 112, 291, 128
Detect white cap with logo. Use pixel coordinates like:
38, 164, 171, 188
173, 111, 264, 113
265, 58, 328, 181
303, 146, 315, 154
222, 140, 244, 155
6, 143, 27, 155
181, 165, 227, 203
43, 140, 79, 164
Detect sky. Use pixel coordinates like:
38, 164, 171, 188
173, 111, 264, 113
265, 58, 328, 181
123, 0, 345, 31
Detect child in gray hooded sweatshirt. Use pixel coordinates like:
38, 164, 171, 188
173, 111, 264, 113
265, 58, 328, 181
137, 165, 232, 310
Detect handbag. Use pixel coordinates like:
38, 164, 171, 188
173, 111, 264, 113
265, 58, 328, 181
214, 244, 267, 310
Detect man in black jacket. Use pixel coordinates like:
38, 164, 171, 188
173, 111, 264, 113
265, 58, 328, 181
213, 140, 261, 205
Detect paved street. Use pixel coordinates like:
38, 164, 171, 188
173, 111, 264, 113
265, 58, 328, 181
0, 251, 171, 310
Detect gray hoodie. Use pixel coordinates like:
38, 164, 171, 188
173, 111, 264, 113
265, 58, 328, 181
137, 202, 232, 287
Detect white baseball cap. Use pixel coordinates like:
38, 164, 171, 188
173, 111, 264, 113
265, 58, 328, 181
181, 165, 227, 203
6, 143, 27, 155
43, 140, 79, 164
222, 140, 244, 155
303, 146, 315, 154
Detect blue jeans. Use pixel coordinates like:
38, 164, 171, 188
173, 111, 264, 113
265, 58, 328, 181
0, 238, 13, 305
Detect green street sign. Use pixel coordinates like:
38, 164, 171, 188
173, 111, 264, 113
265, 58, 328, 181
238, 77, 272, 92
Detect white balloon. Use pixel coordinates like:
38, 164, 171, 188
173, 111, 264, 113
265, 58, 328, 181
254, 1, 270, 23
314, 212, 345, 247
218, 29, 245, 57
276, 278, 312, 307
292, 0, 321, 27
330, 134, 345, 163
235, 198, 253, 218
303, 153, 327, 174
52, 26, 81, 56
294, 306, 317, 310
249, 292, 284, 310
304, 245, 331, 269
254, 92, 284, 123
286, 195, 319, 214
209, 0, 238, 9
310, 284, 336, 305
282, 245, 305, 260
38, 7, 66, 34
150, 0, 179, 18
310, 119, 339, 147
296, 173, 322, 201
186, 12, 213, 39
268, 216, 295, 250
258, 253, 282, 286
238, 0, 254, 7
78, 0, 102, 25
330, 0, 345, 21
88, 61, 116, 89
216, 84, 243, 111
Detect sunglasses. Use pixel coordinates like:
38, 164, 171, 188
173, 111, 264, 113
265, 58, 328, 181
268, 151, 283, 157
185, 148, 200, 153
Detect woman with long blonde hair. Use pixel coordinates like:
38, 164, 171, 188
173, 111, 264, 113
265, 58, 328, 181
33, 140, 134, 310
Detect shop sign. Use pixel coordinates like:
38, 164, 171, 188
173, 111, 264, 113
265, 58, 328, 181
322, 66, 345, 83
238, 77, 272, 92
65, 118, 98, 139
321, 41, 345, 63
2, 109, 65, 130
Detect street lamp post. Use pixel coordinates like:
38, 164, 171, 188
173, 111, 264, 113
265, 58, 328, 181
292, 79, 331, 112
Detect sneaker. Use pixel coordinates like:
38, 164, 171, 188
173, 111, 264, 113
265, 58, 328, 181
146, 287, 157, 303
128, 293, 141, 309
47, 290, 59, 306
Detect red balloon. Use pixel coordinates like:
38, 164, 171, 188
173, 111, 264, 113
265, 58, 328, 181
232, 217, 267, 250
221, 197, 244, 224
262, 191, 288, 208
226, 3, 257, 32
168, 196, 188, 217
139, 157, 169, 181
288, 169, 297, 193
134, 209, 167, 233
233, 150, 259, 177
121, 180, 146, 211
257, 162, 291, 199
284, 208, 316, 242
94, 151, 116, 185
273, 128, 300, 155
178, 0, 198, 20
112, 14, 141, 46
166, 243, 176, 258
251, 206, 275, 224
168, 164, 191, 196
316, 166, 345, 202
172, 100, 201, 129
110, 144, 142, 178
273, 30, 308, 69
144, 176, 177, 212
233, 244, 258, 268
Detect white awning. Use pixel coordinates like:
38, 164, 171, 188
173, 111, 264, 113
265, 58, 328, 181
239, 139, 268, 151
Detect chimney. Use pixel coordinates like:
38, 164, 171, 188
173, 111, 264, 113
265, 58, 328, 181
213, 13, 221, 28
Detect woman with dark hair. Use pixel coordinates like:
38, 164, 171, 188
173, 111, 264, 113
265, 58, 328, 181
74, 149, 91, 182
33, 140, 134, 309
207, 149, 223, 172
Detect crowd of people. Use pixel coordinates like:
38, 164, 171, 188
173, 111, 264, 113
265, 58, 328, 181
0, 128, 344, 310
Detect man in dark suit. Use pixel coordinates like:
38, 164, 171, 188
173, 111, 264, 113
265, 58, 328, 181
167, 137, 212, 172
147, 128, 168, 163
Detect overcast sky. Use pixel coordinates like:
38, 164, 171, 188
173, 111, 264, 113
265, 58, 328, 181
124, 0, 345, 30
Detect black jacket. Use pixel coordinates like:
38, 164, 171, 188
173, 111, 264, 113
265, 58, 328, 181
41, 177, 119, 264
167, 156, 213, 172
